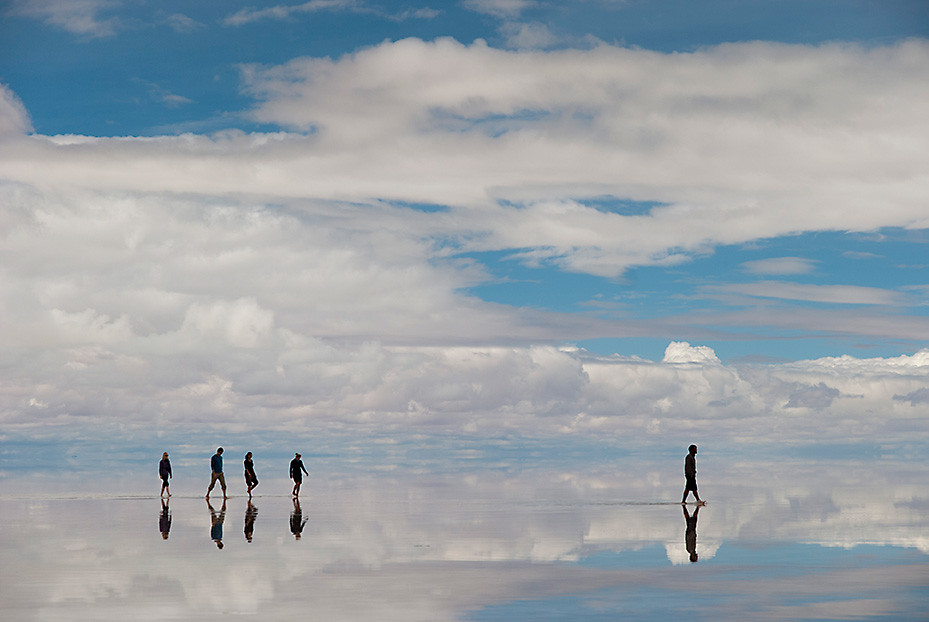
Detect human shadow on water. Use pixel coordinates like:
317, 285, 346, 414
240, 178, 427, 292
159, 499, 171, 540
208, 499, 226, 549
290, 497, 307, 540
244, 500, 258, 543
682, 503, 702, 563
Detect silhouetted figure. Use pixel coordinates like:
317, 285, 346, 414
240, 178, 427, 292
290, 452, 308, 497
160, 498, 172, 540
683, 503, 701, 562
208, 498, 226, 549
206, 447, 227, 499
244, 452, 259, 497
159, 452, 172, 498
681, 444, 703, 504
244, 500, 258, 543
290, 498, 307, 540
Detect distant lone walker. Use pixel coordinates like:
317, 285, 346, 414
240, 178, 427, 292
244, 451, 259, 497
681, 444, 703, 505
290, 452, 308, 497
159, 452, 172, 498
206, 447, 227, 499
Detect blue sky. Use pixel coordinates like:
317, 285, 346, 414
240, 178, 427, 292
1, 0, 928, 448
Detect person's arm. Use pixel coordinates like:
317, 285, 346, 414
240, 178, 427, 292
301, 462, 308, 475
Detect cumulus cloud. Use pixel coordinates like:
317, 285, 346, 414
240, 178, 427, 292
499, 21, 558, 49
0, 84, 33, 136
2, 38, 929, 446
785, 382, 842, 409
661, 341, 720, 365
893, 387, 929, 405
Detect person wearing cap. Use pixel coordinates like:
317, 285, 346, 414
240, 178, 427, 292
159, 452, 172, 497
289, 452, 308, 497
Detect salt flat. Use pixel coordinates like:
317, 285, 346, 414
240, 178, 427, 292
2, 460, 927, 621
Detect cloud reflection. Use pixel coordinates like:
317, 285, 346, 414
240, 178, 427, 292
2, 462, 927, 620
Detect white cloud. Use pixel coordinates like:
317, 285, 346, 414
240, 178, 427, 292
741, 257, 817, 275
224, 0, 360, 27
0, 85, 32, 136
1, 39, 927, 280
164, 13, 202, 33
9, 0, 120, 37
703, 281, 905, 305
463, 0, 536, 19
661, 341, 720, 365
2, 39, 929, 444
499, 21, 557, 49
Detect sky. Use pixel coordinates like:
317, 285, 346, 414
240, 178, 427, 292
1, 0, 928, 456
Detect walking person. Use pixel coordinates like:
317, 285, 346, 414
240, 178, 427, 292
159, 452, 172, 498
290, 452, 308, 497
206, 447, 227, 499
681, 444, 704, 505
244, 451, 259, 497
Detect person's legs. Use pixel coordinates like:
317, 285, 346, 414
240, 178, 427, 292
682, 478, 699, 503
218, 473, 227, 498
207, 472, 219, 497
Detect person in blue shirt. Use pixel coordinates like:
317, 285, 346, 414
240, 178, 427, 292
206, 447, 227, 499
159, 452, 172, 498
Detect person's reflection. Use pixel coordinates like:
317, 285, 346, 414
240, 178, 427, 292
208, 499, 226, 549
290, 497, 307, 540
244, 500, 258, 543
159, 498, 172, 540
683, 503, 702, 563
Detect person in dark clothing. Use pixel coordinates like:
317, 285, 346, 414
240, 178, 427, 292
160, 498, 172, 540
290, 452, 308, 497
290, 497, 307, 540
681, 444, 703, 504
244, 500, 258, 543
206, 447, 227, 499
244, 452, 259, 497
159, 452, 172, 497
682, 503, 701, 562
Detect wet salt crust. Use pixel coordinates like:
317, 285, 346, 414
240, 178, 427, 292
2, 464, 927, 621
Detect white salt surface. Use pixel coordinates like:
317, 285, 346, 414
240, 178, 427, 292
2, 464, 928, 620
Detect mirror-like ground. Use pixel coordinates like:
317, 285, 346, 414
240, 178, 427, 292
2, 457, 927, 621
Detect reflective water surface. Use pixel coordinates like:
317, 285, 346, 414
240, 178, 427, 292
2, 463, 928, 621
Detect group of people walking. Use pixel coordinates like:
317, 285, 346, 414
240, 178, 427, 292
158, 448, 310, 498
